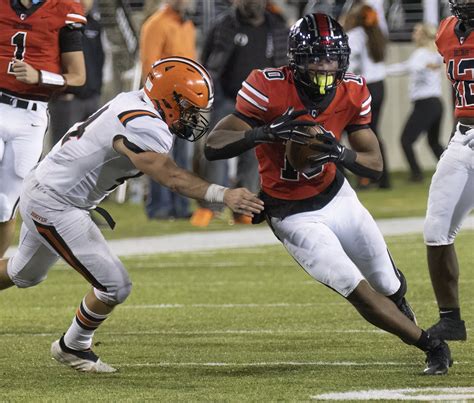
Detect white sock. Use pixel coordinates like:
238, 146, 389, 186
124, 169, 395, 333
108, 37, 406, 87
63, 298, 109, 351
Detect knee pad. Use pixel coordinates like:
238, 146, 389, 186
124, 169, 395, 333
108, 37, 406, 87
94, 279, 132, 306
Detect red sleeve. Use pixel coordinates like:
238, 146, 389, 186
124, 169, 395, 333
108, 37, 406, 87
235, 69, 270, 122
347, 76, 372, 127
61, 0, 87, 29
435, 17, 452, 61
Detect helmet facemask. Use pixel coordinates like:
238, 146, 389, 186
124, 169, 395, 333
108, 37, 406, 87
290, 49, 349, 96
169, 95, 211, 142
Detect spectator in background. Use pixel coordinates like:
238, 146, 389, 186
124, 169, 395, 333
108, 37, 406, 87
386, 23, 444, 182
49, 0, 105, 148
139, 0, 196, 220
0, 0, 86, 258
342, 3, 391, 189
191, 0, 288, 227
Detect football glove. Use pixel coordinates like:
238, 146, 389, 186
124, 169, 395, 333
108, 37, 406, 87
246, 107, 315, 145
307, 126, 355, 169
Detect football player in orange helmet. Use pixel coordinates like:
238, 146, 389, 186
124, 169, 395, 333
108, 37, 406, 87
0, 56, 263, 373
143, 57, 214, 142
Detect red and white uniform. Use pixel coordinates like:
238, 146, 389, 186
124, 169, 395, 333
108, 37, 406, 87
0, 0, 85, 99
236, 66, 371, 200
0, 0, 85, 223
235, 67, 402, 298
423, 16, 474, 246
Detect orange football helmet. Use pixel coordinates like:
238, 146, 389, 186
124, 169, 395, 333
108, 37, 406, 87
144, 57, 214, 141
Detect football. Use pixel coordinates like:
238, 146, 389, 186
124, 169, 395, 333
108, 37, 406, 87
285, 125, 327, 173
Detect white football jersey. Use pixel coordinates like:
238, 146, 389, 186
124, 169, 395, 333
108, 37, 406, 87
34, 90, 173, 208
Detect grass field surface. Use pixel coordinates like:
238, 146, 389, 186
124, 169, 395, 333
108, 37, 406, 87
0, 231, 472, 401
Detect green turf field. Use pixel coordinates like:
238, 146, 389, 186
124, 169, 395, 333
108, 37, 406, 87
0, 231, 472, 401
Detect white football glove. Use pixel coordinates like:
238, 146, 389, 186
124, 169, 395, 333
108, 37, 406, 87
463, 129, 474, 150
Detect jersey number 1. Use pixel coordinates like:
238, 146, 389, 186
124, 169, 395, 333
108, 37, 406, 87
7, 32, 27, 74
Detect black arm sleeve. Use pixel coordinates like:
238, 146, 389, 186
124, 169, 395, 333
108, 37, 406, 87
59, 26, 84, 53
204, 112, 266, 160
340, 148, 382, 180
204, 131, 258, 161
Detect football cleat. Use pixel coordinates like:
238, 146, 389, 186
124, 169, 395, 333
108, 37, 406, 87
424, 339, 453, 375
427, 318, 467, 341
397, 297, 418, 325
51, 336, 117, 373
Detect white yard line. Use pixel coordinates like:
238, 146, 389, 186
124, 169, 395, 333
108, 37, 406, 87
0, 329, 386, 337
311, 387, 474, 401
6, 216, 474, 257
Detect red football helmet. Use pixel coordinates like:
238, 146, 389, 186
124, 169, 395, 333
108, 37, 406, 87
144, 57, 214, 141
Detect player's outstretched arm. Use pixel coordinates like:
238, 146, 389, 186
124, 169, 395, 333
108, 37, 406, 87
113, 138, 264, 217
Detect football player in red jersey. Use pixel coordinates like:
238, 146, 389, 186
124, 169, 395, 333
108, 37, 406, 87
205, 13, 453, 375
0, 0, 86, 258
423, 0, 474, 341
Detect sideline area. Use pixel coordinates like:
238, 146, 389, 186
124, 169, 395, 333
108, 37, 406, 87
6, 216, 474, 257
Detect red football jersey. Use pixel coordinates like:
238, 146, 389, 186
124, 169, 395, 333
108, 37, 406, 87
436, 16, 474, 118
235, 66, 372, 200
0, 0, 85, 99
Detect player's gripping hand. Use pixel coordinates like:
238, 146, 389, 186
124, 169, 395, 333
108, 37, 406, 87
223, 188, 264, 218
307, 126, 354, 169
246, 107, 316, 145
463, 129, 474, 150
11, 59, 40, 84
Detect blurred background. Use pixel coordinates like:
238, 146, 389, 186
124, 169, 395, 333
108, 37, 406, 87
45, 0, 455, 216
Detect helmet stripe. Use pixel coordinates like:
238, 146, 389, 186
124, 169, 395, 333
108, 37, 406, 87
315, 13, 330, 37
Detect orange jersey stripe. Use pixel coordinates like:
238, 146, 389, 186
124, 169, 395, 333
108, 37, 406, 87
119, 110, 157, 124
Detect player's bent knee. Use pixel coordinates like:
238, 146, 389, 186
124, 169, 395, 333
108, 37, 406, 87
115, 280, 132, 304
94, 279, 132, 306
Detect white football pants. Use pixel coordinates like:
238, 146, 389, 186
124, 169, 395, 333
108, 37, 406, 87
270, 179, 402, 298
0, 100, 48, 222
7, 173, 132, 305
424, 125, 474, 246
